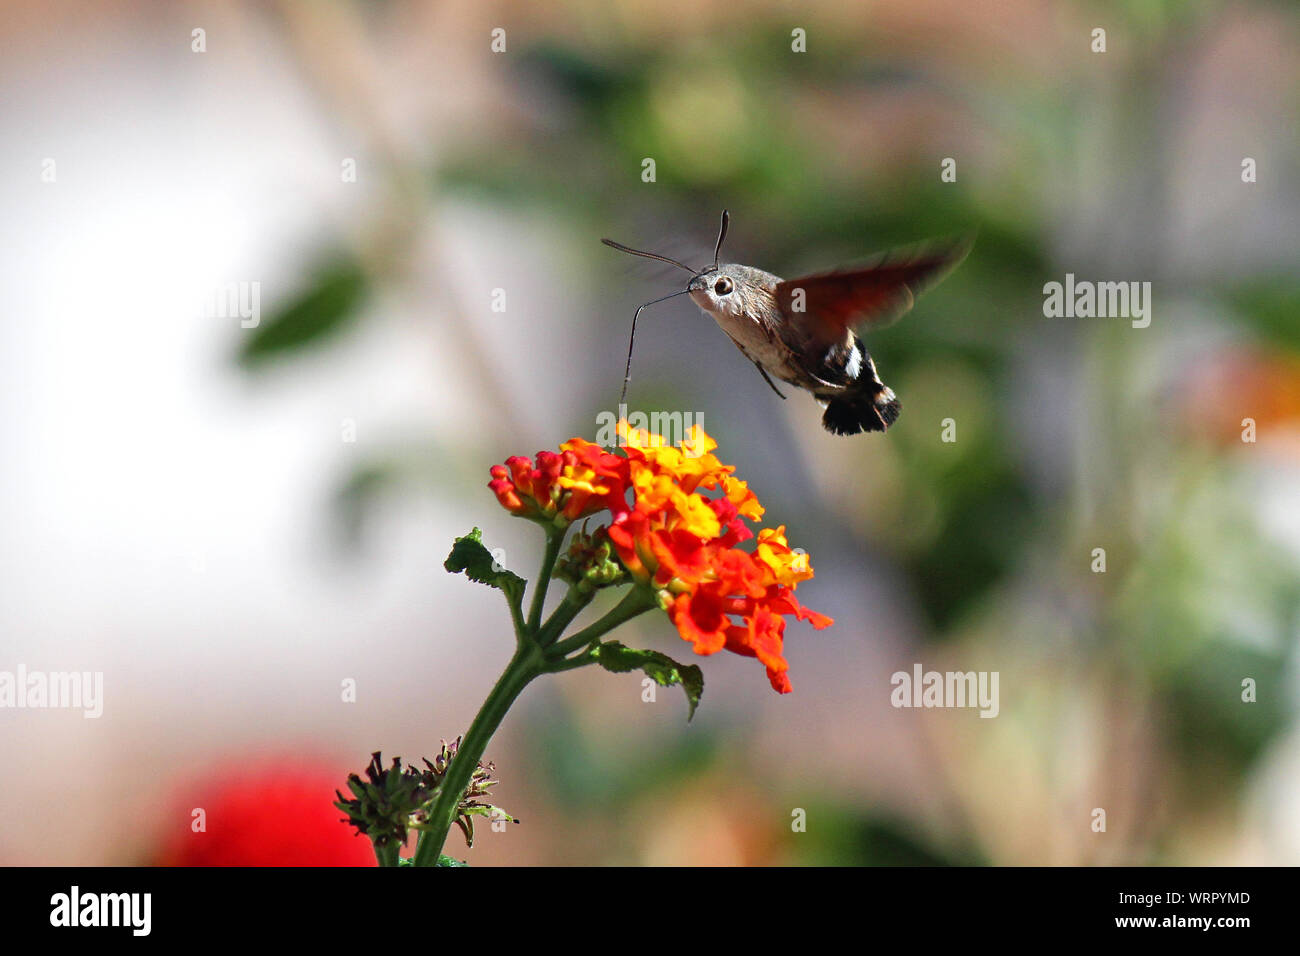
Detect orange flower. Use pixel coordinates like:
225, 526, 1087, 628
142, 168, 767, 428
489, 421, 832, 692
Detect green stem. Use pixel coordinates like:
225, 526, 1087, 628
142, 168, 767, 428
545, 586, 659, 661
375, 842, 400, 867
505, 589, 527, 649
527, 523, 566, 632
411, 643, 543, 866
536, 586, 595, 648
545, 652, 600, 674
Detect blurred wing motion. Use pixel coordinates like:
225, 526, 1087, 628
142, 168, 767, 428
773, 237, 972, 346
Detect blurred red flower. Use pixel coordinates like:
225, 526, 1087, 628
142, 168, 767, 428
157, 760, 376, 867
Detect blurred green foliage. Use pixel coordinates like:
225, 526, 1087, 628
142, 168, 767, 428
238, 255, 368, 366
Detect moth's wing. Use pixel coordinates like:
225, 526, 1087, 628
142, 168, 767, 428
774, 237, 972, 349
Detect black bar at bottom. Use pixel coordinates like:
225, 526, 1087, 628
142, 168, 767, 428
1, 865, 1278, 941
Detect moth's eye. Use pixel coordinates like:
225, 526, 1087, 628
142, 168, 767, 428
714, 277, 733, 295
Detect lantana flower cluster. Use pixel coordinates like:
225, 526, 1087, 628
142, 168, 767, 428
489, 421, 831, 692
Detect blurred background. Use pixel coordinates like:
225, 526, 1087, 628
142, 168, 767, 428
1, 0, 1298, 866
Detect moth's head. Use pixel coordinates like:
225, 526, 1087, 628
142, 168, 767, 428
601, 208, 750, 317
688, 266, 743, 317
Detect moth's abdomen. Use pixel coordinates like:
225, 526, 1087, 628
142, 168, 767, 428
818, 336, 865, 385
814, 339, 901, 435
822, 383, 901, 435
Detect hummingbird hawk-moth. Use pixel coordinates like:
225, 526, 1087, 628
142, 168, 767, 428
603, 211, 971, 436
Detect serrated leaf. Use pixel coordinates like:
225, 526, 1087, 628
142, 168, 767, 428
444, 528, 526, 604
590, 640, 704, 720
238, 256, 368, 366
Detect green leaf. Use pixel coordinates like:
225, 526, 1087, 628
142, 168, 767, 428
590, 640, 704, 720
445, 528, 527, 605
238, 256, 368, 366
1228, 278, 1300, 352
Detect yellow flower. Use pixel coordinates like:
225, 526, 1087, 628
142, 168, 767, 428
754, 527, 814, 587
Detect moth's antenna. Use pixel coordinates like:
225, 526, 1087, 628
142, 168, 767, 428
601, 238, 697, 276
620, 289, 692, 406
712, 209, 730, 269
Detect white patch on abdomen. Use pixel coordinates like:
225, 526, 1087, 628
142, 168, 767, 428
844, 345, 863, 380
